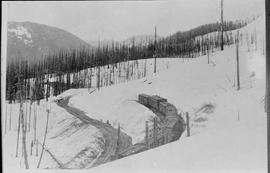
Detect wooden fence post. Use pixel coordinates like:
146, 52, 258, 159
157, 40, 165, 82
186, 112, 190, 137
145, 121, 149, 149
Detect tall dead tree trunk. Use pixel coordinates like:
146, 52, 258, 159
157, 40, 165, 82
15, 107, 21, 157
236, 31, 240, 90
9, 104, 12, 131
28, 102, 32, 132
37, 108, 50, 168
5, 102, 7, 134
207, 43, 210, 64
265, 0, 270, 168
254, 23, 257, 51
21, 102, 29, 169
144, 59, 147, 77
25, 102, 28, 132
34, 102, 37, 143
154, 26, 157, 73
97, 66, 101, 90
220, 0, 224, 51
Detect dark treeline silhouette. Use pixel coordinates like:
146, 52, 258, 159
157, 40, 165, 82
6, 20, 248, 102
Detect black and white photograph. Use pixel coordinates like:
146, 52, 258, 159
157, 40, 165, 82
1, 0, 268, 172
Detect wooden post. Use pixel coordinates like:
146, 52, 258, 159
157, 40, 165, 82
186, 112, 190, 137
145, 121, 149, 149
153, 117, 157, 147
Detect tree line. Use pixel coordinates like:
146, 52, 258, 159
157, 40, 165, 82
6, 19, 248, 102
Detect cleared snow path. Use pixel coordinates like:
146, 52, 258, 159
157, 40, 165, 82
57, 96, 132, 168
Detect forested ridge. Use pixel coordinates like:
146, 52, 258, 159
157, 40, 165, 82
6, 19, 251, 103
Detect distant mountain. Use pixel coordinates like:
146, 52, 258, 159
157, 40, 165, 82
7, 21, 92, 63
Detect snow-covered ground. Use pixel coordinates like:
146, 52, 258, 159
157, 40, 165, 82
70, 15, 265, 171
87, 16, 265, 171
2, 14, 267, 172
2, 97, 105, 170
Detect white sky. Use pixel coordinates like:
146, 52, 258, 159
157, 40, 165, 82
6, 0, 265, 41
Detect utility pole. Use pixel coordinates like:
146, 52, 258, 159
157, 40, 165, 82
265, 0, 270, 169
220, 0, 224, 51
154, 26, 157, 73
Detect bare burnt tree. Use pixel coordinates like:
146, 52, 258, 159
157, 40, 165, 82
220, 0, 224, 51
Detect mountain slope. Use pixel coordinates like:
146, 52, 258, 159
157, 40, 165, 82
7, 21, 92, 63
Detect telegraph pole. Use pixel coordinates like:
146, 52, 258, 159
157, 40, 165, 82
220, 0, 224, 51
154, 26, 157, 73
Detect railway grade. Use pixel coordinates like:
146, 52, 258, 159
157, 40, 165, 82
57, 96, 132, 168
56, 94, 185, 167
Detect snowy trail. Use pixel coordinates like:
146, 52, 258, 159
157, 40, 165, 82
57, 96, 132, 168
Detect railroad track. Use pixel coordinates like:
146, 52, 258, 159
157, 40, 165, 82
57, 96, 132, 168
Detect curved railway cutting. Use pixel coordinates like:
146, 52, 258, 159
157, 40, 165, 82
55, 94, 185, 168
57, 96, 132, 168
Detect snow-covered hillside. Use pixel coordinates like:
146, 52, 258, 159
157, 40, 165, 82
3, 98, 105, 170
3, 14, 266, 172
86, 15, 266, 171
7, 21, 92, 63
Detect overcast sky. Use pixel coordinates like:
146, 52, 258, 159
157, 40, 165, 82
6, 0, 265, 41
